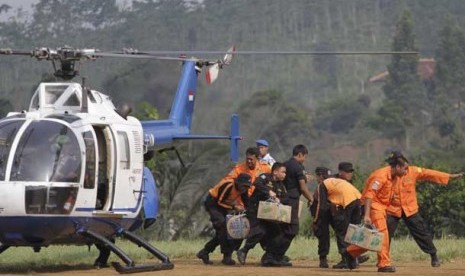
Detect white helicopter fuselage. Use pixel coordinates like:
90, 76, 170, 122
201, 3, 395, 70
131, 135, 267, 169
0, 82, 148, 246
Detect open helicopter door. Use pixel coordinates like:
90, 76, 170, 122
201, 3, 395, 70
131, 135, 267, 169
92, 126, 115, 211
109, 124, 144, 214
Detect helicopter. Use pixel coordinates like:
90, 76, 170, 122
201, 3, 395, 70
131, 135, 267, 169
0, 46, 241, 273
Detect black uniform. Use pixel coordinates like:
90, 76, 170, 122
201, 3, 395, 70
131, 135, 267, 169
279, 157, 307, 257
241, 173, 289, 253
387, 212, 437, 255
197, 173, 253, 265
311, 181, 361, 258
202, 184, 247, 256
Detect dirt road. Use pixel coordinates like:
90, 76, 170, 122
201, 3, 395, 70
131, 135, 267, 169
3, 258, 465, 276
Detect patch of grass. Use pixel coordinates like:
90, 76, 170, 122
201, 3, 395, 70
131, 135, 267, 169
1, 237, 465, 272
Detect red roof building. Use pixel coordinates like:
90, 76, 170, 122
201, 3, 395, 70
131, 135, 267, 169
369, 58, 436, 83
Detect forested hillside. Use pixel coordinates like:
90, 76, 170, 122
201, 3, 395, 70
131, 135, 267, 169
1, 0, 465, 239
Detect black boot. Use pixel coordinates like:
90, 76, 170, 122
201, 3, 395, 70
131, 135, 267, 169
196, 249, 213, 265
94, 243, 111, 269
236, 249, 247, 265
277, 254, 292, 266
358, 254, 370, 264
377, 266, 396, 272
319, 256, 329, 268
342, 250, 357, 269
431, 253, 440, 267
221, 253, 236, 265
261, 252, 281, 267
333, 256, 348, 269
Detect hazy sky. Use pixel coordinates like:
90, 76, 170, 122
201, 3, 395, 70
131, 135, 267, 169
1, 0, 132, 20
1, 0, 36, 10
0, 0, 36, 21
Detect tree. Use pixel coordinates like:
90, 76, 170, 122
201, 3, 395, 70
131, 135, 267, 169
374, 10, 426, 150
314, 95, 369, 134
432, 22, 465, 149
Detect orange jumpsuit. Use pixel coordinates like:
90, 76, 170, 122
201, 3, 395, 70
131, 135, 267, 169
347, 166, 394, 268
386, 166, 450, 217
209, 180, 246, 209
217, 161, 271, 197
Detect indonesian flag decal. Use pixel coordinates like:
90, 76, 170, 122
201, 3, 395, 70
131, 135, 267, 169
188, 90, 194, 102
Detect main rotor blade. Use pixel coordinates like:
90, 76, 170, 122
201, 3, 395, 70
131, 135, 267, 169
95, 52, 199, 61
134, 50, 419, 56
0, 48, 32, 56
0, 48, 200, 62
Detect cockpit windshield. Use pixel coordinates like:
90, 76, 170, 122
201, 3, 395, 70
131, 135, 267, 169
10, 121, 82, 183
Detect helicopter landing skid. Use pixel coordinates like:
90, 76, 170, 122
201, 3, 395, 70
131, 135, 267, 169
112, 262, 174, 274
79, 228, 174, 274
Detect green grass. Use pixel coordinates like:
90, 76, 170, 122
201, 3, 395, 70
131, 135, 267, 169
1, 237, 465, 272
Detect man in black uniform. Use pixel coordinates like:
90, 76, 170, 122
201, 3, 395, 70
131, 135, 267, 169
334, 162, 355, 183
312, 164, 368, 269
197, 173, 252, 265
310, 166, 333, 268
236, 162, 289, 266
312, 163, 368, 269
333, 162, 369, 268
279, 144, 313, 263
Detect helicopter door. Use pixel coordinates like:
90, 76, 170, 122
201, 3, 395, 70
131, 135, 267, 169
110, 126, 143, 212
93, 126, 114, 211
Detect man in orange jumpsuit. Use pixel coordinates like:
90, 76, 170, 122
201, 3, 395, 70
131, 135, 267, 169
386, 152, 463, 267
344, 151, 462, 272
197, 147, 270, 264
218, 146, 272, 196
343, 152, 409, 272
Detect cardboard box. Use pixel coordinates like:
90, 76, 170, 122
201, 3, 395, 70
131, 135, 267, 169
257, 201, 291, 224
344, 223, 384, 252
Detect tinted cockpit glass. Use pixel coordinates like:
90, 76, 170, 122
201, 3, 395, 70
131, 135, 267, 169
10, 121, 81, 182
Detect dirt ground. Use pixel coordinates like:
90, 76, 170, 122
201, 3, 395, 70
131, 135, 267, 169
3, 258, 465, 276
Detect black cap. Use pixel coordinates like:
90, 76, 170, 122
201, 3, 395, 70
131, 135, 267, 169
315, 167, 331, 178
338, 162, 354, 173
235, 173, 252, 187
385, 151, 409, 164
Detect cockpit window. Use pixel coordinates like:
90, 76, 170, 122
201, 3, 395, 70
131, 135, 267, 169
30, 93, 39, 110
44, 85, 69, 105
63, 91, 80, 106
10, 121, 82, 183
0, 120, 24, 180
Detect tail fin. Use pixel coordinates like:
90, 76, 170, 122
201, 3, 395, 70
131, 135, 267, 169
141, 60, 240, 162
141, 61, 198, 144
168, 61, 198, 130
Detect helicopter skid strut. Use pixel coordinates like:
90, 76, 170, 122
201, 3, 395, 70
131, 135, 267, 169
79, 228, 174, 274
